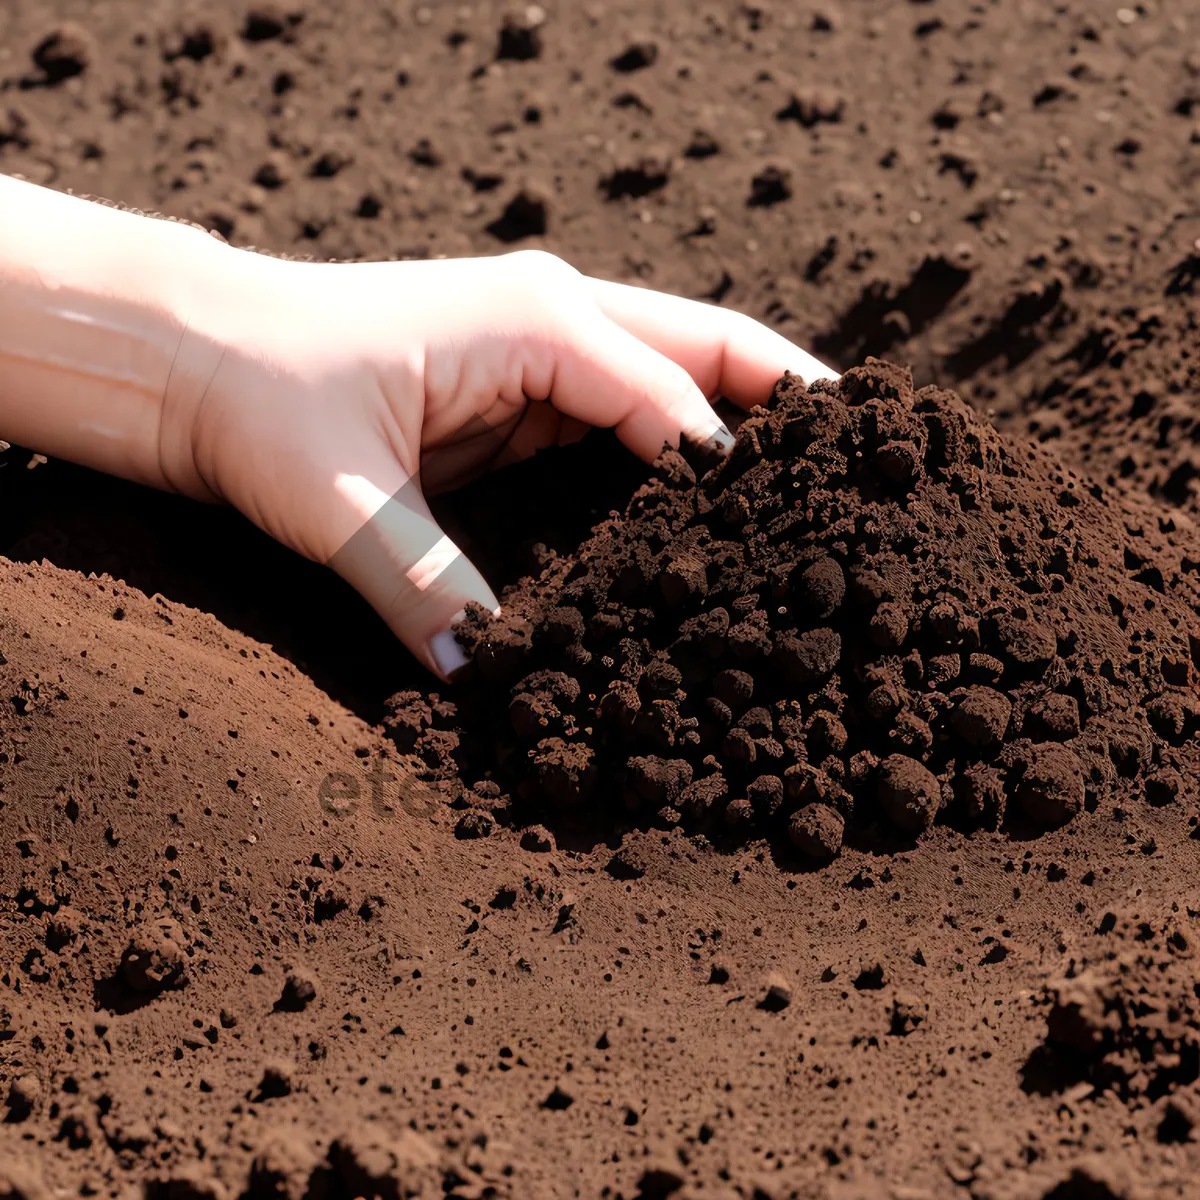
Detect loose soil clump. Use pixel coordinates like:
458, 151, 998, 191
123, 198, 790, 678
409, 361, 1198, 858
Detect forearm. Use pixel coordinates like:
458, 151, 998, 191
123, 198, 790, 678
0, 173, 236, 492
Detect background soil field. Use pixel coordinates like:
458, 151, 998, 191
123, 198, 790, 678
2, 2, 1200, 1198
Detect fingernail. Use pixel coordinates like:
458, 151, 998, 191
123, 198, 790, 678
700, 423, 736, 458
429, 627, 472, 682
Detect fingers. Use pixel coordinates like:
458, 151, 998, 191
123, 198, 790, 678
325, 467, 498, 682
586, 276, 840, 410
539, 309, 734, 463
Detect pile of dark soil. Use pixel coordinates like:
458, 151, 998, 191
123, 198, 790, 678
401, 360, 1198, 859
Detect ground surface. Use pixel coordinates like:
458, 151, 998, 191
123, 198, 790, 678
2, 2, 1200, 1198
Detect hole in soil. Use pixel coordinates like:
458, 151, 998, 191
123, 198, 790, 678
1041, 1171, 1124, 1200
92, 972, 157, 1016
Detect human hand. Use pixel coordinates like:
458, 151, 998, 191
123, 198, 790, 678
165, 247, 838, 680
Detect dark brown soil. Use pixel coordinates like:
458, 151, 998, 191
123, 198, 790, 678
3, 3, 1200, 1198
431, 361, 1200, 869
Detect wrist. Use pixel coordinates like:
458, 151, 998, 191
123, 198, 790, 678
157, 230, 296, 501
0, 175, 263, 494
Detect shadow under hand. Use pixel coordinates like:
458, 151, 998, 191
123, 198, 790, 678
0, 429, 649, 725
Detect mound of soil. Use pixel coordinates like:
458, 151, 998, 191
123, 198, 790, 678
411, 360, 1199, 859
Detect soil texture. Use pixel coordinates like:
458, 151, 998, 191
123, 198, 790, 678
2, 2, 1200, 1198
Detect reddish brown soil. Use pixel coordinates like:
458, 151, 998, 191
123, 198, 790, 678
2, 3, 1200, 1198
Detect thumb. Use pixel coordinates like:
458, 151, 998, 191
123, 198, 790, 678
325, 468, 498, 682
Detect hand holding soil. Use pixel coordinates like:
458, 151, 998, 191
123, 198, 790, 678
171, 246, 838, 680
0, 174, 836, 679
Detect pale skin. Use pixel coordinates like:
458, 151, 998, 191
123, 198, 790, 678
0, 173, 839, 680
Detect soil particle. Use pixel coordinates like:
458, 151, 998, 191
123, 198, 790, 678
876, 754, 943, 833
795, 557, 845, 618
757, 973, 793, 1012
956, 762, 1007, 829
486, 188, 550, 244
525, 738, 596, 806
853, 963, 888, 991
251, 1065, 294, 1103
29, 24, 93, 86
273, 972, 317, 1014
519, 824, 553, 852
496, 11, 543, 62
3, 1078, 39, 1124
1026, 692, 1082, 741
44, 906, 84, 953
1037, 948, 1200, 1103
950, 686, 1012, 747
868, 601, 909, 650
774, 627, 841, 684
707, 959, 731, 986
610, 42, 656, 72
120, 917, 188, 994
454, 810, 494, 838
992, 612, 1058, 669
1013, 742, 1086, 829
889, 991, 928, 1037
777, 87, 844, 128
627, 756, 693, 806
787, 802, 844, 859
1145, 767, 1183, 807
747, 165, 792, 208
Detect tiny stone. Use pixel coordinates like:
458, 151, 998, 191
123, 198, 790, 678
757, 972, 793, 1012
787, 803, 844, 858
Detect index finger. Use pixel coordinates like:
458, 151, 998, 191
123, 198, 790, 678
587, 276, 840, 410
